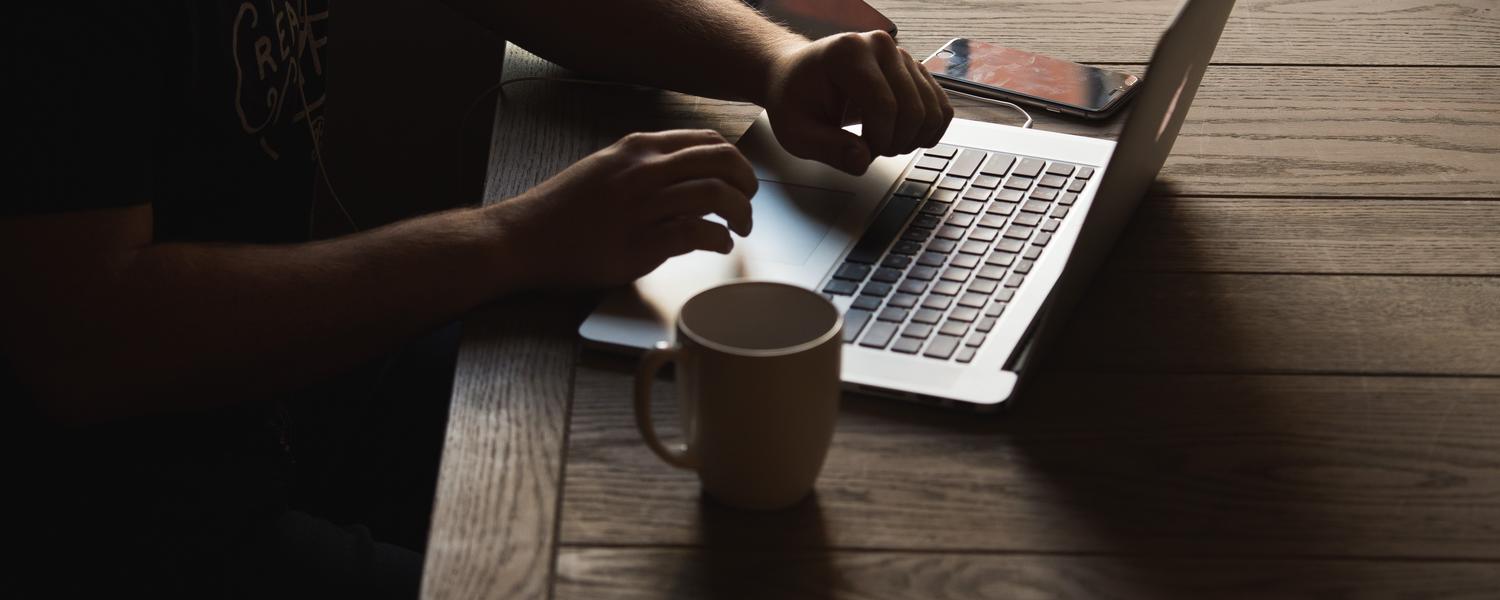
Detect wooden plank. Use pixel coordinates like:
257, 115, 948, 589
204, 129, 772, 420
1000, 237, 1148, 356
868, 0, 1500, 66
556, 547, 1500, 600
1110, 199, 1500, 275
1055, 273, 1500, 375
561, 373, 1500, 558
422, 48, 596, 600
565, 66, 1500, 198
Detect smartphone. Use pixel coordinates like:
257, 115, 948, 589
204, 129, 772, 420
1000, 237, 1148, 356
745, 0, 897, 40
922, 38, 1141, 119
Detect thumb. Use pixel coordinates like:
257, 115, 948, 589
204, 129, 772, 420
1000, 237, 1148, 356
772, 115, 873, 175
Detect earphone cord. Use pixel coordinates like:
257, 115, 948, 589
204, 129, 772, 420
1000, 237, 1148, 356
941, 88, 1034, 129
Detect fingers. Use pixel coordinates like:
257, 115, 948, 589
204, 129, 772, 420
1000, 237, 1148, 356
875, 43, 926, 154
769, 112, 873, 175
904, 49, 954, 148
631, 141, 759, 199
645, 218, 735, 258
648, 178, 753, 236
829, 33, 900, 157
615, 129, 729, 156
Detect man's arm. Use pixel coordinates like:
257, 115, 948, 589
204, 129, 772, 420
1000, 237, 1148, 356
449, 0, 953, 174
2, 130, 754, 424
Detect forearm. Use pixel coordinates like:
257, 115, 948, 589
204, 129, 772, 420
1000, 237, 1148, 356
453, 0, 805, 104
8, 205, 516, 421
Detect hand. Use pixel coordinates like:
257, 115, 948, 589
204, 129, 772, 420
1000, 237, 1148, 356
490, 129, 757, 288
762, 31, 954, 175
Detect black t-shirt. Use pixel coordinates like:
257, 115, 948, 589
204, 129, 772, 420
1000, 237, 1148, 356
10, 0, 329, 241
8, 1, 331, 589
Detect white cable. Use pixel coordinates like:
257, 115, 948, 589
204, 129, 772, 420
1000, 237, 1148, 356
941, 88, 1034, 129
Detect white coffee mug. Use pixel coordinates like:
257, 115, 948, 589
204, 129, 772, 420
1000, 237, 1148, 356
634, 280, 843, 510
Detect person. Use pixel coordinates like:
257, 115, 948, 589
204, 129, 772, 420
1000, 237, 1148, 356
4, 0, 952, 596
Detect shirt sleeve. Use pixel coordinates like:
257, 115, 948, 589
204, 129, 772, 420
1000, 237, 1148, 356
5, 4, 168, 216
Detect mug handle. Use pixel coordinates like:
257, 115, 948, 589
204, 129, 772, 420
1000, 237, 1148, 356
634, 341, 700, 470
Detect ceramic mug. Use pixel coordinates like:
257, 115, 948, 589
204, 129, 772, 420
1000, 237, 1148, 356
634, 280, 842, 510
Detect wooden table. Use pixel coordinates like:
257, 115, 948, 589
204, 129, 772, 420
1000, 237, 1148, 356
422, 1, 1500, 597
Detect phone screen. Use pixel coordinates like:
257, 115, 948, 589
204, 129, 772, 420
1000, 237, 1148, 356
925, 39, 1138, 113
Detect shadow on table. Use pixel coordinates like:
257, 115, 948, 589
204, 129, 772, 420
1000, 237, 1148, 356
662, 493, 839, 599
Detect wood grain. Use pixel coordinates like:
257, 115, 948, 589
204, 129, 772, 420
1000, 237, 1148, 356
422, 48, 597, 600
555, 67, 1500, 198
1109, 199, 1500, 275
866, 0, 1500, 66
561, 372, 1500, 559
556, 547, 1500, 600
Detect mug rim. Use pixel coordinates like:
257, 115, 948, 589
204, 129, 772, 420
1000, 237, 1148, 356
678, 280, 843, 358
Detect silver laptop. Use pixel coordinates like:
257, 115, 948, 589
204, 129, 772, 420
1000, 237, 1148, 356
581, 0, 1234, 411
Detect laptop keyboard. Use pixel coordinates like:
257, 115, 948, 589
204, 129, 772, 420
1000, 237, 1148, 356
822, 144, 1095, 363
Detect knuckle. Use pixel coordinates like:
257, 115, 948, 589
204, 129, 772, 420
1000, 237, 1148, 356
829, 32, 863, 54
866, 30, 895, 50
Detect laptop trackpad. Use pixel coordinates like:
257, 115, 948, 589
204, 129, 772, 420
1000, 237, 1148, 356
732, 180, 852, 266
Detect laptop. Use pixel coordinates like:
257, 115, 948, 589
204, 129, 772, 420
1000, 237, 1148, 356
580, 0, 1234, 411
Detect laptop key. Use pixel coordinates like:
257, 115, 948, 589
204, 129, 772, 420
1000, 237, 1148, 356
834, 263, 871, 281
958, 292, 988, 309
1013, 212, 1042, 227
906, 169, 940, 184
862, 281, 895, 296
894, 180, 931, 198
1041, 218, 1061, 232
1005, 274, 1026, 288
891, 337, 923, 354
959, 240, 990, 255
891, 240, 922, 255
911, 308, 943, 324
1014, 157, 1046, 178
843, 309, 873, 342
950, 253, 980, 269
979, 153, 1016, 178
955, 346, 978, 363
976, 316, 998, 332
908, 265, 939, 281
972, 174, 1002, 189
1003, 176, 1033, 190
919, 201, 948, 217
954, 200, 985, 214
986, 202, 1016, 217
1033, 232, 1053, 246
1050, 206, 1070, 220
926, 239, 958, 254
1004, 225, 1035, 240
859, 321, 898, 349
923, 335, 961, 359
823, 280, 857, 296
1067, 179, 1087, 193
942, 267, 972, 283
902, 227, 932, 242
966, 332, 987, 347
888, 292, 919, 308
949, 306, 980, 322
945, 213, 975, 228
985, 252, 1015, 268
902, 323, 934, 339
932, 280, 962, 296
883, 254, 913, 269
936, 225, 966, 241
968, 278, 998, 295
871, 267, 902, 283
1022, 200, 1051, 214
878, 307, 909, 322
852, 295, 883, 311
994, 188, 1025, 202
985, 301, 1006, 317
1058, 192, 1079, 206
912, 215, 941, 229
1013, 260, 1035, 275
977, 264, 1007, 279
994, 289, 1015, 302
968, 227, 999, 242
1075, 166, 1095, 180
1046, 162, 1076, 177
929, 188, 959, 203
1023, 246, 1042, 260
962, 187, 991, 202
1037, 174, 1067, 188
925, 144, 958, 159
996, 238, 1024, 253
915, 155, 949, 171
938, 176, 966, 190
922, 295, 953, 310
845, 195, 921, 263
898, 278, 928, 295
939, 320, 970, 337
1030, 187, 1059, 201
948, 149, 986, 178
917, 251, 946, 267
